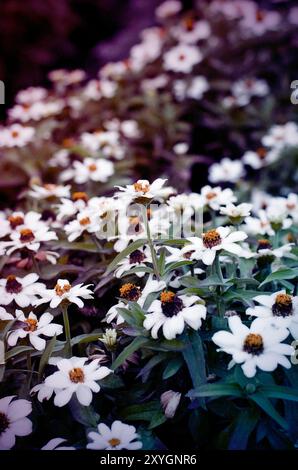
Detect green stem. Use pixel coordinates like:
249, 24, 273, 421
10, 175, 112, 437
142, 205, 160, 280
215, 254, 225, 317
62, 304, 72, 358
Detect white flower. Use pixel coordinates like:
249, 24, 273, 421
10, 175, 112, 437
212, 316, 293, 378
61, 158, 114, 184
114, 246, 152, 278
144, 291, 206, 340
41, 438, 75, 450
30, 383, 55, 402
100, 329, 117, 349
64, 210, 99, 242
171, 19, 211, 43
0, 124, 35, 148
209, 158, 245, 184
45, 357, 111, 407
7, 311, 63, 351
161, 390, 181, 418
105, 276, 166, 324
220, 203, 252, 222
115, 178, 169, 202
9, 100, 64, 123
155, 0, 181, 19
262, 122, 298, 149
182, 227, 247, 265
87, 421, 142, 450
246, 291, 298, 340
163, 44, 203, 73
240, 5, 280, 36
201, 185, 237, 210
35, 279, 93, 309
55, 192, 89, 221
231, 78, 269, 106
242, 147, 279, 169
0, 396, 32, 450
0, 273, 47, 308
16, 86, 47, 105
244, 210, 274, 236
28, 183, 71, 200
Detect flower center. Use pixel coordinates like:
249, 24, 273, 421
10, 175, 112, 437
256, 147, 267, 160
203, 229, 221, 249
55, 282, 71, 296
69, 367, 85, 383
5, 275, 23, 294
0, 412, 10, 435
257, 239, 272, 251
205, 191, 217, 201
129, 249, 146, 264
272, 294, 293, 317
256, 10, 265, 22
183, 17, 195, 31
119, 283, 141, 301
20, 228, 35, 243
133, 182, 150, 194
88, 163, 97, 172
79, 217, 91, 226
24, 318, 38, 332
243, 333, 264, 355
108, 438, 121, 447
11, 130, 19, 138
160, 290, 184, 317
44, 184, 56, 191
72, 192, 88, 202
8, 215, 24, 229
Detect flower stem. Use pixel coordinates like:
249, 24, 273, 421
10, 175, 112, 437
142, 205, 160, 280
62, 304, 72, 358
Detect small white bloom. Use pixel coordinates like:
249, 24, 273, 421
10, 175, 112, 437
0, 124, 35, 148
262, 122, 298, 149
220, 203, 252, 222
171, 19, 211, 43
28, 183, 71, 200
115, 178, 169, 202
61, 158, 114, 184
35, 279, 93, 309
0, 396, 32, 450
163, 44, 203, 73
209, 158, 245, 184
212, 316, 293, 378
0, 273, 47, 308
45, 357, 111, 407
87, 420, 142, 450
201, 185, 237, 210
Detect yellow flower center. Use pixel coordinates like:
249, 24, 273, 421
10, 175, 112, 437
24, 318, 38, 332
160, 291, 176, 303
55, 282, 71, 296
119, 283, 141, 301
202, 229, 221, 248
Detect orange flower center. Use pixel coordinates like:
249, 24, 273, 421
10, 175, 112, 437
20, 228, 35, 243
55, 282, 71, 296
72, 192, 88, 202
69, 367, 85, 383
243, 333, 264, 355
79, 217, 91, 226
24, 318, 38, 332
119, 283, 141, 301
108, 438, 121, 447
203, 229, 221, 248
133, 182, 150, 193
88, 163, 97, 172
8, 215, 24, 228
160, 291, 176, 303
256, 147, 267, 159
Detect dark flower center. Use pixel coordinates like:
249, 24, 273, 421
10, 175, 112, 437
243, 333, 264, 355
5, 275, 23, 294
257, 239, 272, 251
272, 294, 293, 317
119, 283, 141, 301
8, 215, 24, 229
0, 412, 9, 434
129, 250, 146, 264
20, 228, 35, 243
160, 290, 184, 317
203, 229, 221, 249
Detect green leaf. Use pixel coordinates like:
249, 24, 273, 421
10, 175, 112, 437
162, 356, 183, 380
259, 268, 298, 287
228, 407, 259, 450
5, 345, 34, 361
111, 336, 150, 370
187, 383, 243, 399
38, 335, 56, 379
120, 401, 162, 422
182, 330, 206, 396
250, 393, 289, 430
106, 239, 147, 274
164, 260, 194, 275
260, 385, 298, 402
71, 332, 102, 346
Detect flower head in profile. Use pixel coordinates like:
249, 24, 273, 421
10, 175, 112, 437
246, 291, 298, 339
144, 291, 206, 340
35, 279, 93, 308
7, 310, 63, 351
220, 203, 252, 224
0, 396, 32, 450
115, 178, 169, 203
45, 357, 112, 407
201, 185, 237, 211
212, 316, 293, 378
87, 421, 142, 450
182, 227, 247, 265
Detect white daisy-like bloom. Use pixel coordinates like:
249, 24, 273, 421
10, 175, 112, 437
200, 185, 237, 211
0, 212, 11, 238
60, 158, 114, 184
41, 438, 75, 451
144, 291, 206, 340
265, 202, 293, 231
130, 34, 162, 72
244, 210, 274, 236
9, 100, 64, 123
181, 226, 247, 265
209, 158, 245, 184
100, 328, 117, 349
242, 147, 280, 169
80, 130, 119, 154
7, 310, 63, 351
114, 246, 152, 278
240, 5, 280, 36
155, 0, 181, 19
16, 86, 47, 105
220, 203, 252, 223
0, 124, 35, 148
0, 273, 47, 308
246, 291, 298, 340
163, 44, 203, 73
45, 357, 111, 407
261, 122, 298, 149
27, 183, 71, 200
83, 79, 117, 101
212, 316, 293, 378
171, 19, 211, 43
48, 69, 86, 87
1, 223, 57, 255
161, 390, 181, 418
64, 210, 99, 242
115, 178, 169, 203
167, 193, 204, 223
34, 279, 93, 309
120, 120, 141, 139
55, 192, 89, 221
105, 276, 166, 324
87, 421, 142, 450
0, 396, 32, 450
231, 78, 269, 106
